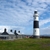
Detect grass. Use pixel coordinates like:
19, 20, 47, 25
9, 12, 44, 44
0, 38, 50, 50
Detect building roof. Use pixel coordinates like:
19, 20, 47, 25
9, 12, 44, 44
1, 32, 9, 35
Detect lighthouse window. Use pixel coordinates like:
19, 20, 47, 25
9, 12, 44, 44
35, 17, 36, 19
35, 30, 36, 32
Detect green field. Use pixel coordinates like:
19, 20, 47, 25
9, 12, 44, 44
0, 38, 50, 50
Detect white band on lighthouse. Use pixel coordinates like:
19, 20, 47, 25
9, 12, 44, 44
34, 13, 39, 21
33, 28, 39, 36
34, 17, 39, 21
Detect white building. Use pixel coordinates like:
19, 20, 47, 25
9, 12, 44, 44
0, 28, 31, 40
0, 28, 16, 40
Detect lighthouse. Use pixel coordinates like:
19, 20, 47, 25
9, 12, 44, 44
33, 10, 40, 38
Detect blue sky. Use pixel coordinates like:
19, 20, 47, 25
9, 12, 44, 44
0, 0, 50, 35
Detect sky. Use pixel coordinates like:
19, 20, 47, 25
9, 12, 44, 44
0, 0, 50, 35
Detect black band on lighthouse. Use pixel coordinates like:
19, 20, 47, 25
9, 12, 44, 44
33, 21, 39, 28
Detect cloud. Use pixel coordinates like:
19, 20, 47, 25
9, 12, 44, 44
0, 0, 49, 26
40, 26, 50, 35
0, 26, 10, 32
0, 25, 25, 34
39, 18, 50, 27
0, 0, 50, 35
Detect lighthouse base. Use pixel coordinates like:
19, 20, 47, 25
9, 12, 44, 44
33, 35, 40, 38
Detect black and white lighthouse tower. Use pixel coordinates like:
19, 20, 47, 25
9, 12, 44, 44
33, 10, 40, 38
